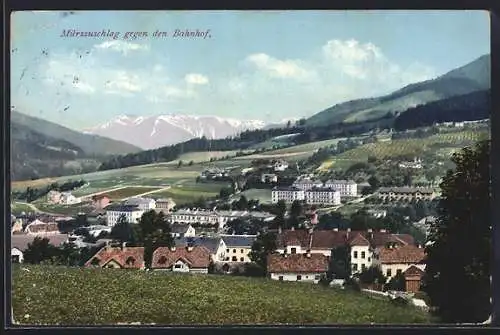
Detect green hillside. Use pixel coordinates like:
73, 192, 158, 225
12, 265, 431, 325
306, 54, 490, 127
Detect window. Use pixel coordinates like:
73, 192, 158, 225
361, 251, 366, 259
352, 264, 358, 271
315, 275, 320, 280
125, 257, 135, 266
240, 249, 244, 253
174, 264, 182, 269
368, 257, 371, 262
225, 257, 229, 261
240, 257, 244, 262
291, 248, 297, 254
397, 269, 402, 276
387, 269, 392, 277
232, 256, 237, 261
11, 255, 20, 263
279, 276, 283, 281
233, 249, 236, 253
361, 264, 366, 271
297, 275, 302, 281
226, 249, 230, 253
353, 251, 358, 259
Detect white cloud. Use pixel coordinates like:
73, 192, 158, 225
93, 40, 149, 55
104, 71, 142, 93
185, 73, 209, 85
245, 53, 315, 80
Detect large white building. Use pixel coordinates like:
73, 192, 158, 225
272, 186, 340, 205
124, 197, 156, 210
106, 204, 145, 226
324, 180, 358, 197
292, 176, 324, 190
271, 186, 305, 203
168, 209, 275, 229
305, 187, 341, 206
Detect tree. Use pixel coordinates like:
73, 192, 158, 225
23, 237, 60, 264
177, 160, 183, 168
422, 140, 491, 323
368, 175, 381, 191
138, 210, 175, 269
56, 243, 82, 266
358, 266, 386, 285
384, 272, 406, 292
188, 160, 194, 166
248, 232, 277, 276
329, 245, 351, 280
110, 214, 134, 244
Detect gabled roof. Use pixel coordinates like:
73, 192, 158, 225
175, 236, 224, 254
152, 246, 211, 269
377, 245, 426, 264
85, 246, 145, 268
349, 234, 370, 246
404, 265, 425, 277
11, 233, 69, 251
220, 235, 257, 248
267, 253, 329, 273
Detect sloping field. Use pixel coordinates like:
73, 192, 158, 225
12, 265, 431, 325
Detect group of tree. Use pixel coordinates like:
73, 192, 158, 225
12, 179, 87, 202
248, 232, 278, 276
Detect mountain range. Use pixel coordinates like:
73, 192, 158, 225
11, 53, 490, 181
84, 115, 267, 150
11, 110, 141, 181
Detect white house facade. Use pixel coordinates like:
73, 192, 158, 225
305, 188, 341, 205
106, 204, 145, 226
125, 197, 156, 211
324, 180, 358, 197
271, 187, 305, 203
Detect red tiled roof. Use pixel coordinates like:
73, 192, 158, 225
404, 265, 425, 277
349, 233, 370, 246
377, 245, 426, 264
11, 233, 68, 251
85, 246, 145, 269
152, 246, 211, 269
277, 229, 415, 250
267, 253, 329, 273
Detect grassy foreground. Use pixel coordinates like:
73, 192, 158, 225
12, 265, 430, 325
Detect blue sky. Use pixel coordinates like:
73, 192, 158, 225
11, 10, 490, 130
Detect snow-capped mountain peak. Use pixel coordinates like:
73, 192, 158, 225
84, 114, 268, 150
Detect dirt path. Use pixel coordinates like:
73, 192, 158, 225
12, 201, 64, 216
79, 186, 130, 201
121, 186, 172, 201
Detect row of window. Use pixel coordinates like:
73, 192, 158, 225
225, 256, 246, 262
226, 248, 245, 253
278, 275, 321, 281
352, 264, 366, 271
386, 269, 403, 277
353, 251, 367, 259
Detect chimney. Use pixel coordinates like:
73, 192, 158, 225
418, 244, 422, 248
347, 228, 351, 232
187, 246, 194, 252
170, 246, 176, 252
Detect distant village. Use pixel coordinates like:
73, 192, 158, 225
11, 156, 440, 305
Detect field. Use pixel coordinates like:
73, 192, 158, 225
319, 130, 489, 170
12, 265, 431, 325
11, 202, 35, 215
151, 182, 228, 205
103, 186, 164, 200
237, 189, 273, 204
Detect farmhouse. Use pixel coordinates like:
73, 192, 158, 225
92, 194, 110, 210
273, 160, 289, 171
25, 219, 61, 235
175, 236, 227, 263
276, 228, 416, 275
85, 245, 145, 269
267, 252, 329, 284
105, 204, 144, 226
398, 158, 423, 169
324, 180, 358, 197
377, 187, 436, 201
59, 192, 82, 205
372, 244, 426, 282
155, 198, 176, 213
11, 233, 68, 263
171, 223, 196, 238
305, 187, 341, 206
220, 235, 257, 263
261, 173, 278, 183
125, 197, 156, 210
47, 190, 62, 204
152, 246, 211, 273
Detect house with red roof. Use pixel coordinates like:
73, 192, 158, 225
85, 244, 211, 273
267, 252, 329, 284
372, 244, 426, 283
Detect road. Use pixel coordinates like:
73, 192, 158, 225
121, 186, 172, 201
316, 195, 372, 214
12, 201, 64, 216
